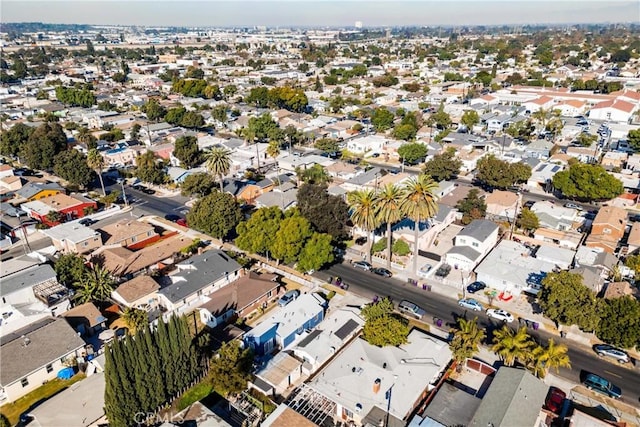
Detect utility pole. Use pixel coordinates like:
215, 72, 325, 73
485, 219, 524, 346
509, 193, 521, 240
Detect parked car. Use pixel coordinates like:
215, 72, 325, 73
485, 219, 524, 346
278, 289, 300, 307
352, 261, 372, 271
398, 300, 426, 319
458, 298, 483, 311
582, 373, 622, 399
466, 281, 487, 294
176, 218, 188, 227
593, 344, 630, 364
544, 386, 566, 414
523, 200, 535, 209
79, 218, 96, 226
486, 308, 514, 323
418, 263, 434, 278
371, 267, 393, 278
564, 203, 583, 211
165, 214, 181, 222
141, 187, 156, 195
435, 264, 451, 277
354, 236, 367, 245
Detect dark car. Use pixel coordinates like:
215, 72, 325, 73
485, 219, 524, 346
544, 386, 566, 414
371, 267, 393, 278
165, 214, 181, 222
583, 373, 622, 399
523, 200, 535, 209
435, 264, 451, 277
79, 218, 96, 226
141, 187, 156, 195
466, 281, 487, 294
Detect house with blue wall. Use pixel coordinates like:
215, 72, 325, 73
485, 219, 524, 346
244, 293, 326, 356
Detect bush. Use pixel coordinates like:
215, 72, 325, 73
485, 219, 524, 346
392, 239, 411, 256
372, 238, 387, 253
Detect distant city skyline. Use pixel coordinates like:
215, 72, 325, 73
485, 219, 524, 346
2, 1, 638, 28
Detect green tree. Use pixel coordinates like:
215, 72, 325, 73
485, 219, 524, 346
427, 104, 452, 130
165, 106, 186, 126
173, 135, 202, 169
422, 148, 462, 182
204, 146, 232, 191
135, 151, 168, 185
505, 120, 535, 141
55, 86, 96, 107
53, 149, 93, 188
475, 155, 531, 189
552, 163, 623, 202
297, 183, 349, 241
529, 338, 571, 378
297, 232, 334, 273
270, 215, 313, 264
627, 129, 640, 151
460, 110, 480, 129
180, 172, 216, 197
401, 175, 439, 277
374, 184, 404, 269
121, 307, 148, 333
450, 317, 486, 365
236, 206, 284, 255
45, 210, 63, 225
187, 191, 242, 240
517, 208, 539, 235
180, 111, 205, 129
397, 142, 427, 165
296, 164, 331, 185
73, 265, 115, 303
491, 326, 534, 366
314, 137, 340, 153
247, 113, 280, 142
347, 189, 379, 263
361, 298, 410, 347
596, 296, 640, 348
371, 107, 395, 132
142, 98, 167, 122
456, 188, 486, 225
538, 271, 600, 331
0, 122, 33, 157
54, 253, 88, 287
87, 148, 106, 196
20, 122, 67, 170
209, 341, 253, 397
575, 132, 597, 147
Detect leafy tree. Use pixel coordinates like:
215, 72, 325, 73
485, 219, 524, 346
492, 326, 534, 366
450, 317, 486, 365
456, 188, 486, 225
372, 73, 399, 87
397, 142, 427, 165
575, 132, 597, 147
135, 151, 168, 185
185, 65, 204, 79
371, 107, 395, 132
55, 86, 96, 107
538, 271, 600, 332
461, 110, 480, 129
87, 148, 106, 196
209, 341, 253, 397
422, 148, 462, 182
1, 122, 33, 157
270, 215, 313, 264
187, 191, 242, 240
122, 307, 148, 333
347, 189, 379, 263
626, 129, 640, 151
552, 163, 623, 202
296, 164, 331, 185
180, 172, 216, 197
392, 239, 411, 256
401, 175, 439, 277
173, 136, 202, 169
297, 183, 349, 241
236, 206, 284, 255
142, 98, 167, 121
73, 265, 115, 303
54, 253, 88, 287
20, 122, 68, 170
165, 106, 186, 126
180, 111, 205, 129
596, 296, 640, 348
427, 104, 451, 130
361, 298, 409, 347
297, 232, 334, 272
374, 184, 404, 269
505, 120, 535, 141
517, 208, 539, 234
624, 254, 640, 281
53, 149, 93, 187
204, 146, 232, 191
247, 113, 280, 142
475, 155, 531, 189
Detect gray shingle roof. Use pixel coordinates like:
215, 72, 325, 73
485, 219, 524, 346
447, 245, 482, 261
15, 182, 63, 199
0, 318, 86, 385
458, 219, 498, 242
1, 264, 57, 296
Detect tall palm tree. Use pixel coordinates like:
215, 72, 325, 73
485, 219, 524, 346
205, 146, 232, 192
400, 174, 439, 278
491, 326, 534, 367
266, 140, 281, 172
531, 338, 571, 378
374, 184, 404, 269
450, 317, 486, 366
73, 265, 115, 303
87, 148, 106, 196
347, 189, 379, 264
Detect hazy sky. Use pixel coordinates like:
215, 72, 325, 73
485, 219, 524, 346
2, 1, 639, 27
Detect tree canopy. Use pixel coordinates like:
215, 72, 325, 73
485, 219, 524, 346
422, 148, 462, 182
270, 215, 314, 264
552, 163, 623, 201
187, 191, 243, 240
596, 296, 640, 349
135, 151, 168, 185
173, 135, 203, 169
53, 149, 93, 187
475, 155, 531, 189
297, 183, 349, 241
397, 142, 427, 165
1, 122, 34, 157
371, 107, 395, 132
361, 297, 410, 347
456, 188, 487, 225
209, 340, 253, 397
180, 172, 216, 197
236, 206, 284, 255
54, 253, 88, 287
538, 271, 599, 332
20, 122, 68, 170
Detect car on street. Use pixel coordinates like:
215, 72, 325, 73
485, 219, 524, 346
564, 203, 583, 211
176, 218, 188, 227
165, 214, 181, 222
523, 200, 535, 209
458, 298, 483, 311
140, 187, 156, 195
486, 308, 514, 323
397, 300, 426, 319
352, 260, 372, 271
466, 281, 487, 294
544, 386, 566, 414
582, 373, 622, 399
593, 344, 630, 364
371, 267, 393, 277
278, 289, 300, 307
79, 218, 96, 226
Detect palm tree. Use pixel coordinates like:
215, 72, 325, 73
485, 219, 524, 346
205, 146, 232, 192
87, 148, 106, 196
400, 174, 439, 278
121, 307, 149, 334
73, 265, 115, 303
266, 140, 281, 172
347, 189, 379, 264
529, 338, 571, 378
374, 184, 404, 269
491, 326, 534, 367
450, 317, 486, 367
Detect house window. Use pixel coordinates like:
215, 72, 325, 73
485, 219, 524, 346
267, 290, 272, 298
603, 228, 611, 234
472, 242, 479, 248
83, 241, 88, 247
131, 236, 137, 243
46, 364, 53, 373
21, 378, 29, 387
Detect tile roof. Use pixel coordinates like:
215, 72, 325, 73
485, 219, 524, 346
113, 275, 160, 303
99, 219, 156, 246
198, 272, 278, 315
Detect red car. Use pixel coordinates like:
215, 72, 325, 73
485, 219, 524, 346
176, 218, 188, 227
544, 386, 566, 414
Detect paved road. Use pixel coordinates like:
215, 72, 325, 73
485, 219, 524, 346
106, 183, 190, 219
316, 263, 640, 405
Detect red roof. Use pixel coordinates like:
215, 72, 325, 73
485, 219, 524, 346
591, 99, 635, 113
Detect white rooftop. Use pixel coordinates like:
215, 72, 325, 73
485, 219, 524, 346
41, 222, 100, 243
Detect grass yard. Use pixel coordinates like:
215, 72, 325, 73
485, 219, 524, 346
0, 374, 85, 426
175, 381, 214, 412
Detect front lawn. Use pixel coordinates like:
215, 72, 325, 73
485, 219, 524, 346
175, 381, 213, 411
0, 374, 85, 426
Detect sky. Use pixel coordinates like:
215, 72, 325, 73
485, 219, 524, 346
2, 0, 639, 27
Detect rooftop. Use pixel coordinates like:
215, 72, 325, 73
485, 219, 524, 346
112, 275, 160, 304
99, 219, 156, 246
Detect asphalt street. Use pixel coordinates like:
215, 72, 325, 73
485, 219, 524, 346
315, 263, 640, 405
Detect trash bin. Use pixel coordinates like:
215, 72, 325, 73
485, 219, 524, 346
422, 284, 427, 290
532, 322, 539, 330
436, 319, 443, 327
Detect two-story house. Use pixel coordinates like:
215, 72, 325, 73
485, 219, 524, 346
21, 193, 97, 227
41, 222, 102, 254
14, 182, 64, 202
444, 219, 499, 271
99, 219, 159, 249
585, 206, 627, 254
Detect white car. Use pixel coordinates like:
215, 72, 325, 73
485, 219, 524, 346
486, 308, 514, 323
458, 298, 483, 311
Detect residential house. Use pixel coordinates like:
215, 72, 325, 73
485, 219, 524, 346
522, 96, 555, 113
532, 228, 583, 250
444, 219, 499, 271
585, 205, 627, 254
252, 351, 304, 398
526, 162, 563, 191
325, 162, 363, 181
565, 145, 598, 164
61, 302, 106, 338
589, 99, 636, 123
394, 204, 458, 253
534, 245, 575, 270
99, 219, 159, 249
469, 367, 548, 427
626, 153, 640, 172
340, 167, 384, 192
475, 240, 556, 295
556, 99, 587, 117
166, 166, 197, 184
21, 193, 97, 226
530, 201, 580, 231
0, 318, 86, 403
411, 382, 482, 427
111, 275, 161, 311
243, 293, 326, 356
626, 222, 640, 255
157, 250, 243, 315
14, 182, 64, 202
523, 139, 554, 159
485, 190, 520, 221
602, 152, 630, 171
198, 272, 280, 328
222, 179, 263, 205
302, 329, 452, 427
41, 222, 102, 254
346, 135, 389, 157
254, 187, 298, 210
